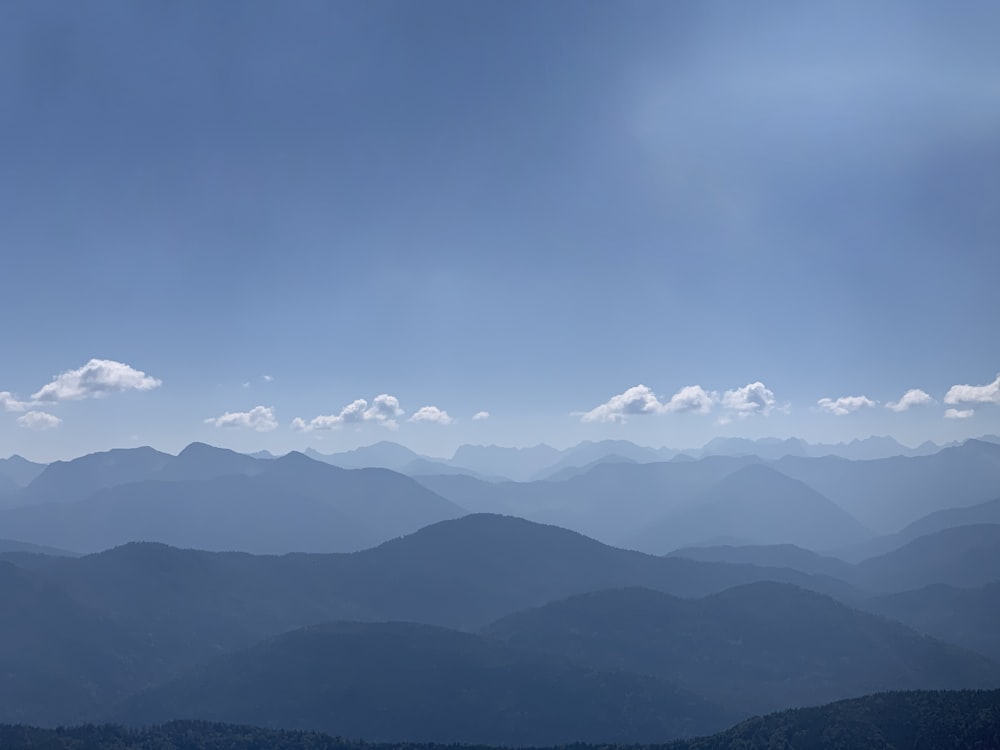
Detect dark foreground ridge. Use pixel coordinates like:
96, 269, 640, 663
1, 690, 997, 750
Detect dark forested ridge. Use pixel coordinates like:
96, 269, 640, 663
0, 690, 997, 749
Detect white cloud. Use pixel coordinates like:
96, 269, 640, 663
944, 408, 975, 419
293, 394, 406, 431
886, 388, 934, 412
817, 395, 877, 416
721, 381, 777, 417
409, 405, 454, 425
262, 375, 274, 382
0, 391, 31, 412
32, 359, 162, 402
364, 394, 404, 427
204, 405, 278, 432
664, 385, 718, 414
472, 410, 491, 420
580, 384, 668, 423
944, 374, 1000, 405
17, 410, 62, 431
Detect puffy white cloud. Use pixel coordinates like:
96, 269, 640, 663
722, 381, 777, 417
32, 359, 161, 402
580, 384, 668, 423
944, 374, 1000, 405
293, 394, 405, 431
886, 388, 934, 412
17, 410, 62, 430
0, 391, 31, 412
944, 408, 975, 419
664, 385, 718, 414
472, 410, 491, 420
364, 394, 404, 426
817, 395, 877, 416
409, 405, 454, 424
204, 405, 278, 432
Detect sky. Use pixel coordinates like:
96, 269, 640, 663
1, 1, 999, 461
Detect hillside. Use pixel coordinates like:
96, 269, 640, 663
667, 543, 855, 579
628, 464, 871, 554
852, 523, 1000, 592
484, 584, 1000, 715
116, 621, 734, 744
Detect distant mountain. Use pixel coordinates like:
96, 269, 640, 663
417, 456, 761, 543
836, 495, 1000, 563
484, 584, 1000, 716
447, 443, 562, 481
865, 582, 1000, 662
0, 472, 17, 498
16, 447, 174, 506
306, 441, 423, 471
532, 440, 667, 480
0, 452, 465, 554
699, 437, 810, 460
0, 454, 47, 486
667, 543, 855, 579
536, 454, 638, 482
627, 464, 872, 554
852, 524, 1000, 592
157, 442, 264, 482
677, 689, 1000, 750
774, 439, 1000, 532
247, 450, 279, 459
116, 621, 734, 744
807, 435, 921, 461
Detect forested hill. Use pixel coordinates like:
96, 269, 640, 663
1, 690, 997, 750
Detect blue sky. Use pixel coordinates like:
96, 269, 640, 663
1, 1, 998, 461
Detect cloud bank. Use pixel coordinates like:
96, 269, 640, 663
817, 395, 877, 416
205, 405, 278, 432
944, 408, 975, 419
944, 374, 1000, 406
293, 394, 406, 431
409, 406, 453, 424
32, 359, 162, 402
17, 411, 62, 430
886, 388, 934, 412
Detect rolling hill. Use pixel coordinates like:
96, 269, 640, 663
115, 621, 735, 744
484, 584, 1000, 715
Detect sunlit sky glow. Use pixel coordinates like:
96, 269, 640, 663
2, 1, 998, 461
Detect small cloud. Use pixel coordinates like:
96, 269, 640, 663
886, 388, 934, 412
204, 405, 278, 432
241, 381, 251, 388
664, 385, 718, 414
580, 384, 667, 423
293, 394, 405, 432
472, 410, 491, 420
944, 408, 975, 419
409, 405, 453, 425
262, 375, 274, 382
721, 381, 777, 417
32, 359, 161, 402
0, 391, 31, 412
17, 410, 62, 431
817, 395, 877, 416
944, 374, 1000, 406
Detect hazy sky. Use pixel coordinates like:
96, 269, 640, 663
2, 1, 998, 460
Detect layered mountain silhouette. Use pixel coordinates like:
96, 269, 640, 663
0, 451, 465, 553
484, 584, 1000, 715
667, 543, 855, 579
627, 464, 872, 554
116, 621, 735, 744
